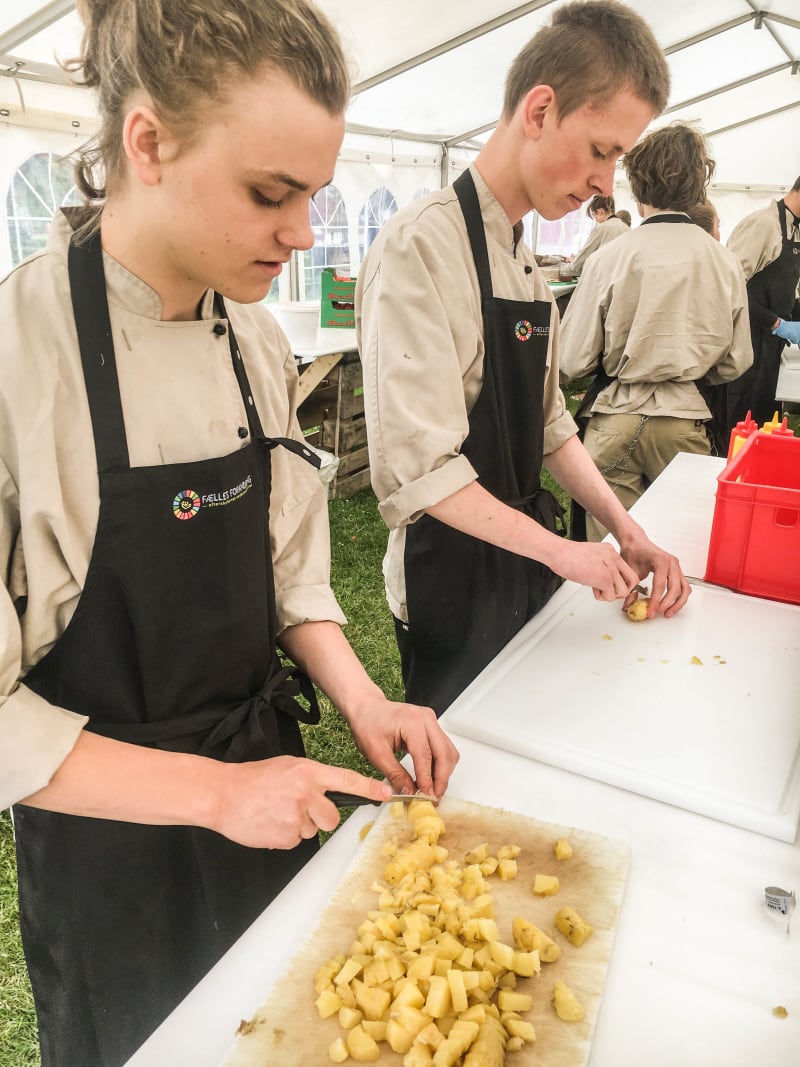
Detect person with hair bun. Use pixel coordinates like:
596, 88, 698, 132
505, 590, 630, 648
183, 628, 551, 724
568, 192, 629, 276
616, 208, 632, 227
0, 2, 458, 1063
560, 123, 753, 540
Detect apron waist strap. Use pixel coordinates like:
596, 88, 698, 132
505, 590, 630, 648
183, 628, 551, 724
505, 486, 566, 533
88, 664, 320, 763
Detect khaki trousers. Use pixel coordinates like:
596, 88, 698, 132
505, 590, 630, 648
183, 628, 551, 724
583, 412, 711, 541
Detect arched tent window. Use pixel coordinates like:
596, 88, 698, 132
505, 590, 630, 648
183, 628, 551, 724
303, 183, 349, 300
6, 152, 82, 267
359, 188, 397, 260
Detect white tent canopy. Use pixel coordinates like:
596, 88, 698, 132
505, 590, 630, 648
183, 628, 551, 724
1, 0, 799, 280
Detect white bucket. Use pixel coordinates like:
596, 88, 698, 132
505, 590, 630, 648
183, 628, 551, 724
268, 301, 320, 350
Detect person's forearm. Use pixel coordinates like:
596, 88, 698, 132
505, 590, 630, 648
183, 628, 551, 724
543, 435, 645, 546
279, 620, 383, 722
19, 730, 226, 828
425, 480, 565, 570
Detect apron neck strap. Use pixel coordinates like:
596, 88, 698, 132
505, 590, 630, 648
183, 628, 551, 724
68, 230, 131, 473
454, 169, 493, 302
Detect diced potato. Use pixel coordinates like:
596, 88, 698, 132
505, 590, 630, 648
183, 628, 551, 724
335, 957, 364, 986
328, 1036, 349, 1063
496, 845, 521, 860
505, 1016, 536, 1042
362, 1019, 388, 1042
532, 873, 560, 896
496, 858, 518, 881
554, 838, 573, 860
417, 1021, 445, 1049
338, 1005, 363, 1030
464, 843, 489, 864
488, 940, 514, 970
346, 1023, 381, 1061
424, 975, 451, 1019
386, 1017, 415, 1054
447, 968, 468, 1014
512, 916, 561, 962
511, 949, 540, 977
553, 979, 585, 1022
497, 989, 532, 1013
479, 857, 499, 877
315, 988, 341, 1019
404, 1045, 435, 1067
554, 906, 594, 947
353, 979, 390, 1021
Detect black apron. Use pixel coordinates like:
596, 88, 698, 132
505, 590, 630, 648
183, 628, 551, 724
13, 227, 323, 1067
398, 170, 564, 716
729, 200, 800, 426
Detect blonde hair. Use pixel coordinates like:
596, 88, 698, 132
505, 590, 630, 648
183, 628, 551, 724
624, 123, 715, 212
503, 0, 669, 122
66, 0, 349, 234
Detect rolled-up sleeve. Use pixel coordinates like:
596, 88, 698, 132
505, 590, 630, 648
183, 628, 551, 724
266, 341, 347, 632
0, 456, 87, 809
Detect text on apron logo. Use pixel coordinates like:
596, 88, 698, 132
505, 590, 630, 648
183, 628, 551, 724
514, 320, 548, 342
171, 474, 253, 519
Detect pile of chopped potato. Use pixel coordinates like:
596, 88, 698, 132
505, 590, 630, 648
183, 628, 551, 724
313, 799, 595, 1064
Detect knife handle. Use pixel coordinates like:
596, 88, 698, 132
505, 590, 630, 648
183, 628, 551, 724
325, 791, 381, 808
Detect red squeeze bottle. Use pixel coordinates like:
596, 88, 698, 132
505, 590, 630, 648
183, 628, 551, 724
727, 411, 758, 461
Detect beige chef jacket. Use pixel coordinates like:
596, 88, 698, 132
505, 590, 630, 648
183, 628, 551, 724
559, 216, 753, 416
727, 198, 800, 289
0, 212, 345, 809
356, 164, 577, 622
571, 215, 629, 276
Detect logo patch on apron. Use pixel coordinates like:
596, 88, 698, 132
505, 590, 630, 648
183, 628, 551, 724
172, 489, 201, 520
514, 319, 549, 342
172, 474, 254, 519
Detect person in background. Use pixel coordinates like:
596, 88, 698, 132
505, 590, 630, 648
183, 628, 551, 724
726, 176, 800, 425
357, 0, 690, 720
686, 199, 721, 240
569, 193, 629, 276
560, 124, 752, 541
0, 2, 458, 1064
616, 208, 632, 227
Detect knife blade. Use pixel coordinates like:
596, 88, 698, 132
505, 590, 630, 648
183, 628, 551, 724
325, 791, 437, 808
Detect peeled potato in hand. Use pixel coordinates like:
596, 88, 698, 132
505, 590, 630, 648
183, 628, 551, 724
625, 597, 650, 622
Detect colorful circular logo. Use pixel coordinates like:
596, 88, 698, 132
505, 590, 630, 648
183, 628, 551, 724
515, 320, 534, 342
172, 489, 201, 520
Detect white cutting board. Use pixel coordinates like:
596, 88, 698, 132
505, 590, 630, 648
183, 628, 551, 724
222, 797, 630, 1067
445, 582, 800, 842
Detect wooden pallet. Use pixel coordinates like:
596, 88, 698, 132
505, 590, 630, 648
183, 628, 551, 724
296, 350, 370, 499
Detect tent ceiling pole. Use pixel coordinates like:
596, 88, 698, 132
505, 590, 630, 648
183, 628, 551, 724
440, 144, 450, 190
0, 0, 75, 56
763, 13, 800, 32
345, 122, 446, 145
741, 0, 797, 64
663, 14, 754, 56
445, 121, 496, 149
1, 55, 75, 87
663, 63, 792, 114
712, 96, 800, 137
352, 0, 557, 96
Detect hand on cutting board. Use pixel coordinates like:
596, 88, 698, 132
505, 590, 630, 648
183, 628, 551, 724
616, 531, 691, 619
344, 695, 460, 802
213, 756, 395, 849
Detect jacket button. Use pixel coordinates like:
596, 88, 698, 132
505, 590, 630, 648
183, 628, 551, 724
237, 426, 249, 439
213, 323, 227, 335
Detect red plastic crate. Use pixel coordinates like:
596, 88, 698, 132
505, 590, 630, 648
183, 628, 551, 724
705, 432, 800, 604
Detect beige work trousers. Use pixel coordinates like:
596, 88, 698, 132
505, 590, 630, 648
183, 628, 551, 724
583, 412, 711, 542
